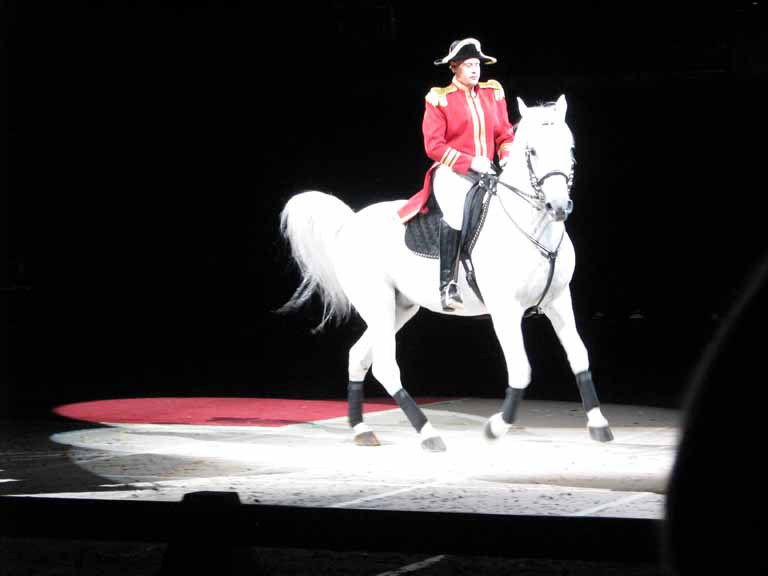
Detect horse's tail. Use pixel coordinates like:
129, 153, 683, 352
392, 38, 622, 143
278, 191, 355, 332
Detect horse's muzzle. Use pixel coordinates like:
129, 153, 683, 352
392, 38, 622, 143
546, 200, 572, 222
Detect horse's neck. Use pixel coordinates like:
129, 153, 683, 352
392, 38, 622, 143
534, 212, 565, 250
512, 195, 564, 248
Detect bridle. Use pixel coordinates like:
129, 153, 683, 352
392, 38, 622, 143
506, 136, 575, 195
524, 144, 575, 210
483, 143, 575, 254
473, 138, 575, 315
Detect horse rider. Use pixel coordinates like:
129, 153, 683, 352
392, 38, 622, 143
397, 38, 517, 311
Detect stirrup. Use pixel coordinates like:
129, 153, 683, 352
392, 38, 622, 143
441, 281, 464, 311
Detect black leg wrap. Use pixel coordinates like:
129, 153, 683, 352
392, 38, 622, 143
394, 389, 427, 433
347, 381, 364, 427
502, 387, 525, 424
575, 370, 600, 412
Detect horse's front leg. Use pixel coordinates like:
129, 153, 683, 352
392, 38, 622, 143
483, 302, 530, 440
544, 289, 613, 442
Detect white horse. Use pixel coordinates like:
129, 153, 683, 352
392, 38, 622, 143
279, 95, 613, 451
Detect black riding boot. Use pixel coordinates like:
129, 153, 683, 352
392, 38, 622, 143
439, 220, 463, 311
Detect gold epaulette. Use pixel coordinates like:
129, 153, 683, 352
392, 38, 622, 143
479, 79, 505, 101
425, 84, 458, 107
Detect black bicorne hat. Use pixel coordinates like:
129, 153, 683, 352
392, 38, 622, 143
433, 38, 497, 66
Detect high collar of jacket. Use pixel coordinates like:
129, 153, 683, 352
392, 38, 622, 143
452, 77, 478, 96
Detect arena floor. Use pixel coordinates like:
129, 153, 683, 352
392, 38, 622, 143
0, 397, 679, 518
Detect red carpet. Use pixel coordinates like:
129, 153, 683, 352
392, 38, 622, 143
52, 397, 456, 427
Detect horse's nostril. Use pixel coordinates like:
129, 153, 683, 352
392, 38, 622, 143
566, 200, 574, 212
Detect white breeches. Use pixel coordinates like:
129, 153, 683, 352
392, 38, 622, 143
433, 165, 475, 230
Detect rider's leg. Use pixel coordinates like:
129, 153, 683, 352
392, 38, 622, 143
438, 220, 463, 311
433, 166, 472, 312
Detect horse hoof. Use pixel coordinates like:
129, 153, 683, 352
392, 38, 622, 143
483, 413, 510, 440
589, 426, 614, 442
421, 436, 447, 452
354, 431, 381, 446
483, 420, 498, 440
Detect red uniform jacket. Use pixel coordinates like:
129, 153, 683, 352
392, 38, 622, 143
397, 78, 516, 223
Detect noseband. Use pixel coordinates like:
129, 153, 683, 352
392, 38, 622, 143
524, 146, 575, 200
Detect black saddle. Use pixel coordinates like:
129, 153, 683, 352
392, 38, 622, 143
404, 174, 493, 302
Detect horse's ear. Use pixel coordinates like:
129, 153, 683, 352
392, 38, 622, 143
516, 96, 528, 116
555, 94, 567, 119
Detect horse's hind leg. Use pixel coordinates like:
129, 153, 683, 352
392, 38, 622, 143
347, 302, 420, 446
347, 330, 378, 446
545, 291, 613, 442
351, 290, 445, 452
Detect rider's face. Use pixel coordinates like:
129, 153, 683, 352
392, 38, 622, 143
451, 58, 481, 88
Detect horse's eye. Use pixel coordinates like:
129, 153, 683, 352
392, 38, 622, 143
529, 148, 537, 157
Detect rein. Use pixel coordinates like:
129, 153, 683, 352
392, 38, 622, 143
476, 169, 567, 314
481, 171, 565, 261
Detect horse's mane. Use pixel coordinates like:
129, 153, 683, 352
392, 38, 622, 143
513, 100, 559, 131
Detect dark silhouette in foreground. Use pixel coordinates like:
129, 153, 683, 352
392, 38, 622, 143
664, 252, 768, 575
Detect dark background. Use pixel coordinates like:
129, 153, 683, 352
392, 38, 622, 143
5, 1, 768, 418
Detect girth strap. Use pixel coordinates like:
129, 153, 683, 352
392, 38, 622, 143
524, 249, 559, 318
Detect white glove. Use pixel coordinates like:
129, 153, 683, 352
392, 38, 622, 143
470, 156, 492, 174
499, 156, 509, 168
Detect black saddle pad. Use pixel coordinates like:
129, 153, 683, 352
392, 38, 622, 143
404, 194, 441, 259
404, 181, 490, 260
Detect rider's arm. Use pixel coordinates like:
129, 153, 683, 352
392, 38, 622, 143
479, 80, 515, 165
493, 94, 515, 165
422, 96, 473, 175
